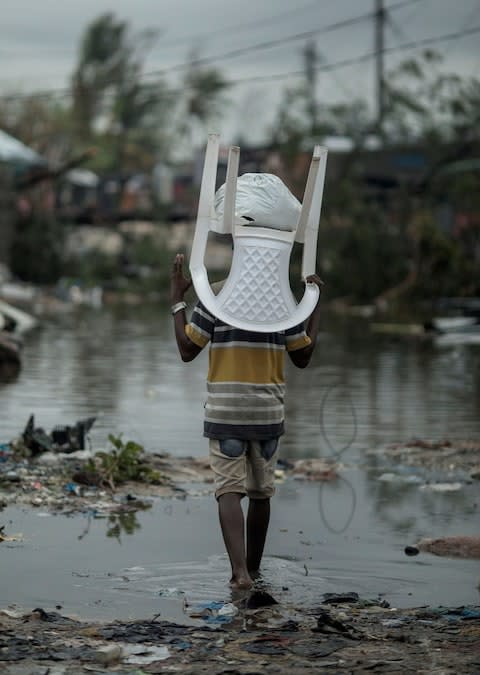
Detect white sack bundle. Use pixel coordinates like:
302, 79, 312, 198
214, 173, 301, 231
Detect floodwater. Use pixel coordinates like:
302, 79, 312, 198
1, 305, 479, 619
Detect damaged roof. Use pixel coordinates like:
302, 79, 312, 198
0, 129, 45, 167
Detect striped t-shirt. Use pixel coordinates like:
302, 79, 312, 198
185, 301, 311, 440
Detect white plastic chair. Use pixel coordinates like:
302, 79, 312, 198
189, 133, 328, 332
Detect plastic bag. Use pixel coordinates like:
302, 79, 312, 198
214, 173, 300, 231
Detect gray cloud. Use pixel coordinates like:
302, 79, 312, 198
1, 0, 479, 142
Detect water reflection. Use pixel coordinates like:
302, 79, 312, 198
283, 316, 480, 461
77, 502, 152, 543
105, 510, 143, 542
318, 477, 357, 534
319, 384, 358, 458
364, 451, 478, 536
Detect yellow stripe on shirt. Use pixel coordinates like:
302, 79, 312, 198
208, 346, 286, 384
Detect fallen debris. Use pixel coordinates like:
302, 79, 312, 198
404, 536, 480, 560
15, 414, 96, 456
290, 458, 338, 482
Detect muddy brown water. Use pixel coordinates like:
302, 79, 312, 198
1, 305, 479, 619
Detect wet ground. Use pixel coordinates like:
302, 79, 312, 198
1, 442, 479, 618
2, 436, 479, 675
2, 594, 480, 674
1, 307, 480, 672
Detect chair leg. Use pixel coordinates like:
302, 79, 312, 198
296, 146, 320, 244
221, 146, 240, 234
301, 146, 328, 279
197, 133, 220, 220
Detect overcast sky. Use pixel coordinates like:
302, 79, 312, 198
1, 0, 479, 143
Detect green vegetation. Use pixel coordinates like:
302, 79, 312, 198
83, 434, 163, 490
10, 213, 64, 284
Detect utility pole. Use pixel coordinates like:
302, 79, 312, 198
375, 0, 386, 132
303, 40, 318, 136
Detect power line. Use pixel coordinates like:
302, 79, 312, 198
1, 15, 476, 104
157, 0, 327, 49
143, 0, 422, 78
228, 23, 480, 86
441, 0, 480, 59
0, 0, 422, 99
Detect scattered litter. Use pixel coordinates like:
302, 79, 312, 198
158, 587, 185, 597
291, 458, 338, 481
0, 525, 23, 543
218, 602, 238, 617
311, 608, 358, 637
1, 608, 25, 619
123, 643, 170, 664
0, 443, 11, 461
442, 607, 480, 621
371, 438, 480, 479
64, 481, 82, 496
377, 472, 423, 484
381, 617, 409, 628
322, 592, 360, 605
189, 600, 236, 624
420, 482, 463, 492
98, 619, 191, 642
94, 644, 123, 666
14, 414, 96, 457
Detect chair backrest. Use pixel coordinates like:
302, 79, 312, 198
189, 134, 328, 332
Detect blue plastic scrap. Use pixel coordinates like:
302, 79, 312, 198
202, 614, 233, 624
444, 607, 480, 621
191, 601, 236, 624
197, 601, 225, 610
64, 482, 82, 496
0, 443, 11, 461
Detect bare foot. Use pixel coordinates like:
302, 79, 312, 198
230, 574, 253, 590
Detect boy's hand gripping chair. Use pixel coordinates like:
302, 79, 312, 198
189, 133, 328, 332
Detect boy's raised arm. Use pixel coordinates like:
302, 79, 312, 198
170, 253, 202, 362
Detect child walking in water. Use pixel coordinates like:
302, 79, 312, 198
170, 253, 323, 589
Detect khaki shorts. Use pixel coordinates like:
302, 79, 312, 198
209, 438, 279, 500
